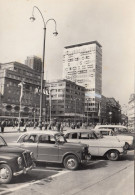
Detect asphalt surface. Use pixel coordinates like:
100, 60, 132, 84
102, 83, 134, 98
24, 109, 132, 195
0, 127, 134, 195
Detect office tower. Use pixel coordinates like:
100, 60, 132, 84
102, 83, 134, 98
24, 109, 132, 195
63, 41, 102, 123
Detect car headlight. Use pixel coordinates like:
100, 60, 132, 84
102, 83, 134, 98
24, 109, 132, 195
17, 157, 22, 165
30, 152, 34, 159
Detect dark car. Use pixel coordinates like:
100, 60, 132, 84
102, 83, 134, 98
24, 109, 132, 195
9, 130, 91, 170
0, 136, 34, 184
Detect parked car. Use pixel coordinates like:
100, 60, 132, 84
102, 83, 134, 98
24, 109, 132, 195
94, 125, 128, 133
0, 136, 34, 184
94, 128, 134, 150
9, 131, 91, 170
64, 129, 127, 161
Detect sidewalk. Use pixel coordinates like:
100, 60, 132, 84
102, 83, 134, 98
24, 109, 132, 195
1, 126, 41, 133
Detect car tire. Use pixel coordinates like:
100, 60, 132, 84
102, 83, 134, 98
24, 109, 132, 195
0, 164, 13, 184
63, 155, 79, 170
106, 150, 119, 161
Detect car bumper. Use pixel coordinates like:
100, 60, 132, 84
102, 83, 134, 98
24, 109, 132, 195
81, 154, 91, 163
120, 150, 127, 155
13, 164, 34, 176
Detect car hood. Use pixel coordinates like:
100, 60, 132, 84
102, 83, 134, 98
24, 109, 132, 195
115, 135, 133, 140
0, 145, 27, 154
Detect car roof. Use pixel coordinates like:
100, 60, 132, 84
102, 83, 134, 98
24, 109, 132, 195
20, 130, 63, 136
64, 129, 95, 134
95, 125, 127, 129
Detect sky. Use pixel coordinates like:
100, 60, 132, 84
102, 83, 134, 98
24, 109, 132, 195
0, 0, 134, 106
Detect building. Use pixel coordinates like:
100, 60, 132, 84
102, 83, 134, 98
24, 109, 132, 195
45, 79, 85, 123
128, 94, 135, 130
0, 57, 45, 122
62, 41, 102, 123
100, 95, 107, 124
25, 56, 42, 73
106, 98, 121, 124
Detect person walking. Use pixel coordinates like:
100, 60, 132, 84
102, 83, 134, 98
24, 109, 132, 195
1, 120, 6, 133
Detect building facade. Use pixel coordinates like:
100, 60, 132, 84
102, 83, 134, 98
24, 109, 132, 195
128, 93, 135, 130
62, 41, 102, 123
45, 79, 85, 123
0, 58, 45, 122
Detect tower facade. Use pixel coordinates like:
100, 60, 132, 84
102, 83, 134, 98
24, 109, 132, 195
63, 41, 102, 123
25, 56, 42, 73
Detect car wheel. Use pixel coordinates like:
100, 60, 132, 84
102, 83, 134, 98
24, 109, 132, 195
106, 150, 119, 161
0, 164, 13, 184
64, 155, 79, 170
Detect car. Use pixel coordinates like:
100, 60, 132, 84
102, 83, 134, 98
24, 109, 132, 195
64, 129, 127, 161
0, 135, 34, 184
94, 125, 129, 133
94, 128, 134, 150
9, 130, 91, 170
94, 125, 135, 137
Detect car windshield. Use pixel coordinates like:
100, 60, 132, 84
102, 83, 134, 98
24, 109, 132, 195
0, 136, 7, 146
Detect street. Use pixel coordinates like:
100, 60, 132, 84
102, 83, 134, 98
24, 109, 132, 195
0, 129, 134, 195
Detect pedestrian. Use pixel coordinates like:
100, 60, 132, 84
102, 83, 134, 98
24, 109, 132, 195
1, 120, 6, 133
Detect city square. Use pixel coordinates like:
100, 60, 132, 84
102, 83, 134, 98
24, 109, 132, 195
0, 0, 134, 195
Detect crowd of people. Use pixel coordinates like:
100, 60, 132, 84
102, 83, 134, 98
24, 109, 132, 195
0, 118, 97, 133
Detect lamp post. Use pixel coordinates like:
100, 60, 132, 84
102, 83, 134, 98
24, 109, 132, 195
30, 6, 58, 130
18, 81, 25, 132
49, 88, 52, 123
109, 111, 112, 124
86, 99, 89, 125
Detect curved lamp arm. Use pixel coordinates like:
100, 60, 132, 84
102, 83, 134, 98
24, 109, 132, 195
30, 6, 46, 28
30, 6, 58, 35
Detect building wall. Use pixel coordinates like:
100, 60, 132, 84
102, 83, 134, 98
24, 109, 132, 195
25, 56, 42, 73
62, 41, 102, 122
45, 79, 85, 122
128, 93, 135, 130
0, 61, 45, 120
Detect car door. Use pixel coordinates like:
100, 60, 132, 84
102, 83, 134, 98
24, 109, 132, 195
80, 132, 99, 156
37, 134, 59, 162
66, 132, 99, 156
17, 134, 38, 159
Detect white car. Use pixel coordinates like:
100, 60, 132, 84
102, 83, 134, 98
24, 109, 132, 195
94, 128, 134, 150
94, 125, 128, 132
64, 129, 127, 161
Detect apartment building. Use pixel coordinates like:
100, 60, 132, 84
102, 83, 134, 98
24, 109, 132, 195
128, 93, 135, 130
63, 41, 102, 123
45, 79, 85, 122
0, 57, 45, 120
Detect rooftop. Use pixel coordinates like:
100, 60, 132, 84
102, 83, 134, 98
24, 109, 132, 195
65, 41, 102, 49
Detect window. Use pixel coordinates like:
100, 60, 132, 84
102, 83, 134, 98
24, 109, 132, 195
19, 134, 38, 143
39, 135, 55, 144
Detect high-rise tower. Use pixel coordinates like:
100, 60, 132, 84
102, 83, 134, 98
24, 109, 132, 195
63, 41, 102, 123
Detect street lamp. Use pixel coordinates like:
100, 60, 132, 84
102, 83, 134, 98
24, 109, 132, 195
30, 6, 58, 130
109, 111, 112, 124
86, 99, 89, 125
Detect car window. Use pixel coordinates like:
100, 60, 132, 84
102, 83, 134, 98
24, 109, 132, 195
100, 131, 110, 135
39, 135, 55, 144
19, 134, 38, 143
78, 132, 97, 139
0, 137, 7, 146
55, 134, 65, 143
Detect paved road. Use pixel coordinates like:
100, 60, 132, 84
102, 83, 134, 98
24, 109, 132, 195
0, 151, 134, 195
0, 129, 134, 195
